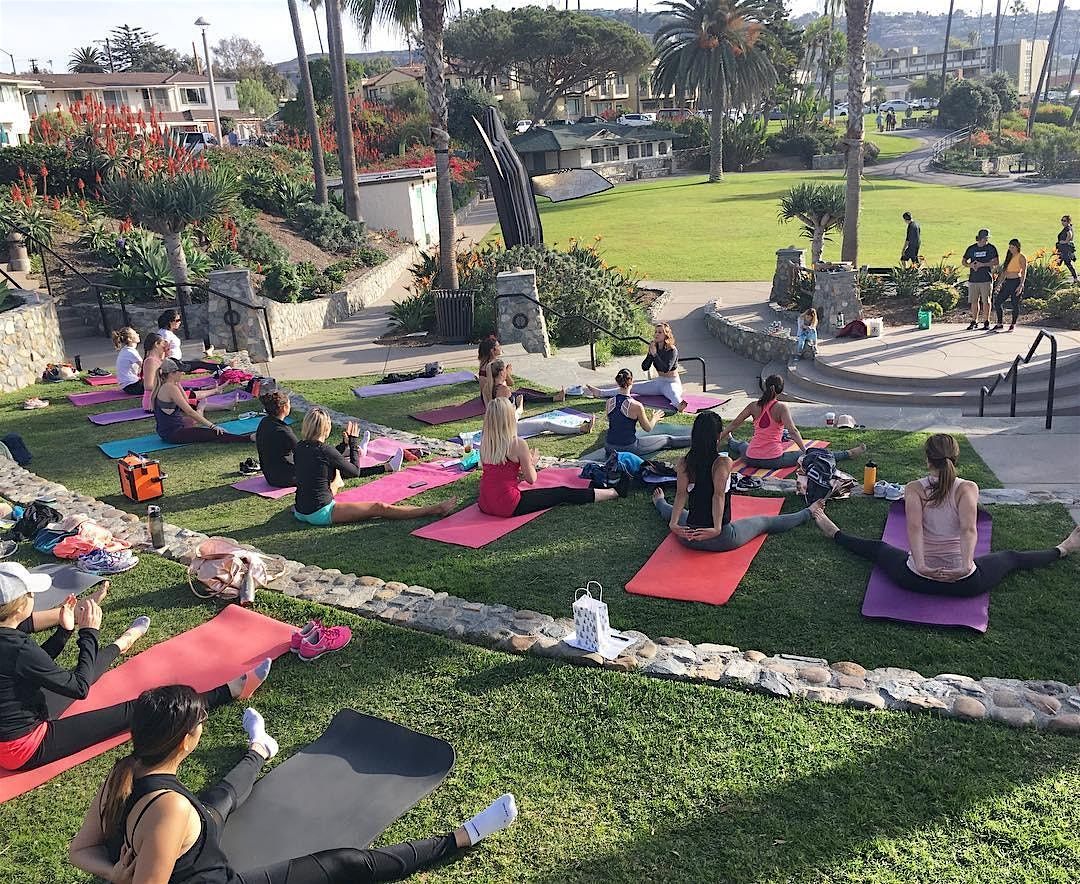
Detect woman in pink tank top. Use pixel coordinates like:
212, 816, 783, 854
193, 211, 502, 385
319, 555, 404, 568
808, 433, 1079, 596
721, 375, 865, 470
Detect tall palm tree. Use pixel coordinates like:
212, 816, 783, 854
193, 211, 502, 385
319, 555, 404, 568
1009, 0, 1027, 39
991, 0, 1003, 72
68, 46, 106, 73
310, 0, 327, 54
347, 0, 460, 288
326, 0, 362, 221
288, 0, 328, 204
654, 0, 777, 182
841, 0, 870, 265
940, 0, 957, 101
778, 182, 845, 266
1027, 0, 1066, 135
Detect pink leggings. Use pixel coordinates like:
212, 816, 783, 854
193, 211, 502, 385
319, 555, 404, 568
164, 427, 251, 444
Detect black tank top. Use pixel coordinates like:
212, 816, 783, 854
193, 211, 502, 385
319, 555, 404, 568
113, 773, 239, 884
686, 456, 733, 529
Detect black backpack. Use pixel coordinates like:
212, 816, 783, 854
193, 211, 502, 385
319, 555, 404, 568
801, 448, 837, 505
8, 501, 62, 542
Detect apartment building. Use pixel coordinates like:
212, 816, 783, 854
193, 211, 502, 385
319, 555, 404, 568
870, 39, 1048, 96
0, 74, 37, 145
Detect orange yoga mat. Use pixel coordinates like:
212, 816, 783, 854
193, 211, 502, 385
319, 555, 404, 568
731, 439, 830, 480
0, 606, 294, 803
625, 496, 785, 605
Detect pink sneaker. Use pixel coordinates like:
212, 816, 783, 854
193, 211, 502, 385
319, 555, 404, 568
298, 625, 352, 662
290, 619, 321, 654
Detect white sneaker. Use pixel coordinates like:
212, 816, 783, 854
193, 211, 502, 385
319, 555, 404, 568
873, 481, 887, 499
884, 483, 904, 501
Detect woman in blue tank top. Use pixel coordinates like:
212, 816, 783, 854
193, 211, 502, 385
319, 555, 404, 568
601, 369, 692, 456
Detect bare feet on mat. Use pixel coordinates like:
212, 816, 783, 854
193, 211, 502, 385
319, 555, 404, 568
585, 385, 601, 398
677, 400, 689, 413
808, 501, 839, 538
848, 444, 867, 458
231, 658, 272, 700
247, 433, 256, 442
652, 487, 665, 503
579, 415, 596, 435
114, 615, 151, 654
435, 497, 458, 516
554, 388, 566, 402
1058, 526, 1080, 557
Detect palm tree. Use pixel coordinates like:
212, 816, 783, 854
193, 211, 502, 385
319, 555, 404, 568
1027, 0, 1066, 136
778, 182, 845, 266
991, 0, 1003, 71
106, 169, 239, 305
287, 0, 328, 204
68, 46, 106, 73
841, 0, 870, 265
310, 0, 327, 54
1009, 0, 1027, 39
940, 0, 957, 100
325, 0, 362, 221
346, 0, 460, 288
654, 0, 777, 182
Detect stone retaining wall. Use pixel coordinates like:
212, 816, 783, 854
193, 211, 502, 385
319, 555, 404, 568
0, 295, 65, 392
703, 300, 798, 364
98, 302, 210, 342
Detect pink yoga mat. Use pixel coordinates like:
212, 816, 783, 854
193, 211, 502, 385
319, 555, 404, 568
411, 467, 591, 548
88, 391, 254, 425
861, 500, 992, 632
635, 393, 730, 414
68, 389, 135, 406
336, 460, 469, 505
83, 374, 118, 386
232, 476, 296, 499
410, 397, 487, 426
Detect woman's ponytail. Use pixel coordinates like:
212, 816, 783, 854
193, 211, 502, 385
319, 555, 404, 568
924, 433, 960, 506
99, 755, 138, 840
757, 374, 784, 407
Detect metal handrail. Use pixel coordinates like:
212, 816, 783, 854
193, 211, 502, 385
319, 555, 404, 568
0, 263, 23, 290
928, 126, 973, 167
494, 291, 707, 393
978, 329, 1057, 429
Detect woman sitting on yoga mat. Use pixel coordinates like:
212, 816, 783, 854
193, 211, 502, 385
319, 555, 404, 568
157, 309, 221, 374
153, 359, 252, 446
293, 408, 456, 526
652, 411, 812, 551
720, 375, 865, 470
478, 335, 564, 405
478, 398, 623, 517
587, 323, 687, 411
70, 686, 518, 884
141, 334, 168, 412
112, 328, 144, 396
255, 392, 300, 488
809, 433, 1080, 596
597, 369, 691, 456
485, 360, 594, 436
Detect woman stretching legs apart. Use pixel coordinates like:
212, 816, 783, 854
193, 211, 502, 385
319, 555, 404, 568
721, 375, 865, 470
599, 369, 691, 457
809, 433, 1080, 597
653, 412, 811, 551
152, 359, 252, 445
479, 398, 622, 517
70, 686, 518, 884
587, 322, 687, 411
487, 360, 594, 436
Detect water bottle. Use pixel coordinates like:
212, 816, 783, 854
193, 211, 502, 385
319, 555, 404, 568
147, 505, 165, 549
863, 460, 878, 496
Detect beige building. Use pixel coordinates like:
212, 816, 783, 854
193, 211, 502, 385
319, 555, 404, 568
871, 39, 1048, 96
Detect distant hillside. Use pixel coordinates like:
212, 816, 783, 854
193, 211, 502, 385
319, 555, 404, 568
273, 49, 412, 75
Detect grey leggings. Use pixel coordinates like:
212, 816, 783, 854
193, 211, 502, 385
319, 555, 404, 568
727, 438, 852, 470
654, 496, 811, 551
608, 430, 692, 457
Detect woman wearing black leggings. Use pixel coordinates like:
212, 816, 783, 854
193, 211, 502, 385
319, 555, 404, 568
993, 239, 1027, 331
809, 434, 1079, 597
70, 686, 519, 883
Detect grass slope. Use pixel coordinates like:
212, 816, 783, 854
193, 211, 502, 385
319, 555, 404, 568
6, 377, 1079, 683
3, 556, 1079, 884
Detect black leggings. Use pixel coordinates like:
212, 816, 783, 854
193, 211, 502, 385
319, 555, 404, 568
22, 684, 232, 771
994, 278, 1022, 325
834, 531, 1061, 597
178, 359, 222, 374
164, 426, 252, 444
512, 486, 595, 516
201, 751, 461, 883
122, 381, 144, 396
513, 387, 556, 403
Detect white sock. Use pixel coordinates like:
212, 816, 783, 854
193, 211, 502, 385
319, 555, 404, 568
242, 707, 278, 758
463, 793, 518, 846
359, 430, 371, 457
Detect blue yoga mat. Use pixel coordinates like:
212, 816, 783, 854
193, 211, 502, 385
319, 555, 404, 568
98, 416, 272, 458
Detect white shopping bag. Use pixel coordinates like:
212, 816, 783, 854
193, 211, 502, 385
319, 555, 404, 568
571, 581, 610, 653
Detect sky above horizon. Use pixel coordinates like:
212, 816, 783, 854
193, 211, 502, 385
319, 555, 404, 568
1, 0, 1076, 75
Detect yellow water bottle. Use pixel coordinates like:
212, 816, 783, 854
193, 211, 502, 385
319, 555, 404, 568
863, 460, 877, 495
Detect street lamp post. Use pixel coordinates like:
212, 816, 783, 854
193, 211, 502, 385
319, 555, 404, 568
194, 17, 223, 143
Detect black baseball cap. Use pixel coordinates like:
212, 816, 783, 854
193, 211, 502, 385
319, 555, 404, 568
977, 228, 990, 239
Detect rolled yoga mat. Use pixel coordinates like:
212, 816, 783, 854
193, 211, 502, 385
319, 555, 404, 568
88, 391, 255, 425
97, 415, 274, 458
861, 500, 992, 632
220, 709, 455, 870
410, 396, 487, 426
729, 440, 830, 481
30, 563, 109, 610
0, 606, 294, 803
353, 370, 476, 398
625, 495, 785, 605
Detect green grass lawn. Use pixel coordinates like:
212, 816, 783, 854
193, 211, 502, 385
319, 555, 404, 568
6, 377, 1080, 685
534, 172, 1068, 281
4, 553, 1080, 883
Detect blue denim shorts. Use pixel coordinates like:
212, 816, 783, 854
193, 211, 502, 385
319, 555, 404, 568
293, 501, 335, 526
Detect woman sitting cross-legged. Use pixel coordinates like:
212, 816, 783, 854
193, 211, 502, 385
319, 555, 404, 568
486, 359, 594, 437
293, 407, 456, 526
720, 374, 865, 470
597, 369, 691, 456
69, 686, 519, 884
479, 398, 623, 517
152, 359, 250, 445
587, 322, 687, 411
809, 433, 1080, 596
652, 411, 812, 552
255, 391, 300, 488
478, 335, 564, 405
112, 327, 145, 396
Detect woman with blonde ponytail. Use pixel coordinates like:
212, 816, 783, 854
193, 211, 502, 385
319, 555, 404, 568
809, 433, 1080, 595
112, 328, 144, 396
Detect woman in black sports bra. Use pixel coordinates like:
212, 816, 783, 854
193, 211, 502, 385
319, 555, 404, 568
70, 686, 518, 884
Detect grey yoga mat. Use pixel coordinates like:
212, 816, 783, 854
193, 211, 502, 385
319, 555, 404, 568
30, 563, 109, 610
220, 709, 455, 870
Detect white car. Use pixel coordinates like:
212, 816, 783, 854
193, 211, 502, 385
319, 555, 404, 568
879, 99, 911, 113
514, 119, 532, 134
831, 103, 849, 117
617, 113, 655, 126
180, 131, 219, 154
909, 97, 937, 110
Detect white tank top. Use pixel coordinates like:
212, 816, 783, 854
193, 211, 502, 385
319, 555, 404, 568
906, 476, 976, 577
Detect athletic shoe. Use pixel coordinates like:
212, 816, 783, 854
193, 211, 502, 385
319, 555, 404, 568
239, 458, 261, 476
298, 625, 352, 662
991, 324, 1004, 332
290, 619, 321, 653
982, 321, 991, 331
88, 367, 111, 377
386, 449, 404, 472
966, 321, 978, 330
1007, 324, 1015, 332
77, 549, 139, 575
22, 397, 49, 410
884, 483, 904, 501
873, 480, 888, 499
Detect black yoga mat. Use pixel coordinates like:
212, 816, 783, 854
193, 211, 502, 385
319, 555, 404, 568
221, 709, 455, 870
30, 563, 109, 611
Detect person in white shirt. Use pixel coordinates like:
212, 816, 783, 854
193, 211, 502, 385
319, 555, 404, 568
112, 327, 144, 395
156, 309, 220, 373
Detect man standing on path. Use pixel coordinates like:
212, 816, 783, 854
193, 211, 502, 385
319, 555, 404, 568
962, 228, 999, 331
901, 212, 921, 266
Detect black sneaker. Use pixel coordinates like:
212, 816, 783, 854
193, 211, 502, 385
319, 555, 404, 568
991, 324, 1004, 331
982, 321, 991, 331
966, 321, 977, 330
239, 458, 261, 476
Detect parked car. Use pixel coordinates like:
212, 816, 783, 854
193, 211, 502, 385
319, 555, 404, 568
879, 99, 911, 113
577, 115, 603, 124
767, 107, 786, 120
514, 119, 533, 134
617, 113, 656, 127
830, 103, 849, 117
179, 131, 219, 154
909, 97, 938, 110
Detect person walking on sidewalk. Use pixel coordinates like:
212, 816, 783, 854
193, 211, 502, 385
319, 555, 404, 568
901, 212, 921, 267
992, 239, 1027, 332
962, 229, 999, 331
1056, 214, 1077, 282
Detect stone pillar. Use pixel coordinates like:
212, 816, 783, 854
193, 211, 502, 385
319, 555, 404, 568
495, 269, 551, 357
207, 269, 272, 362
771, 246, 805, 302
813, 266, 863, 332
6, 232, 30, 273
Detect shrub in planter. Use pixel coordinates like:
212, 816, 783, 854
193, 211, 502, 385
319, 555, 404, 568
920, 255, 962, 287
388, 290, 435, 332
354, 243, 388, 267
324, 258, 360, 285
292, 201, 366, 254
235, 214, 288, 264
1024, 249, 1069, 298
920, 300, 944, 318
262, 261, 303, 303
921, 280, 960, 312
857, 269, 890, 304
1039, 285, 1080, 328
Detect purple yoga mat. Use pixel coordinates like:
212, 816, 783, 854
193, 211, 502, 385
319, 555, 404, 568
410, 396, 487, 426
68, 389, 135, 406
231, 476, 296, 499
88, 391, 254, 425
354, 370, 476, 398
335, 460, 468, 505
635, 392, 731, 413
861, 500, 992, 632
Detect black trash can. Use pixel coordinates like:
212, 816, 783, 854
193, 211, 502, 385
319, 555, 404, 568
432, 289, 475, 343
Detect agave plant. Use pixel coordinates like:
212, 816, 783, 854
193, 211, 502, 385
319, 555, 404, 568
388, 290, 436, 333
776, 182, 845, 266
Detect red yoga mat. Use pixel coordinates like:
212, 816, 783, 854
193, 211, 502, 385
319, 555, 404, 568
411, 467, 591, 548
410, 397, 487, 426
730, 440, 829, 480
0, 606, 294, 803
336, 460, 469, 505
625, 495, 785, 605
